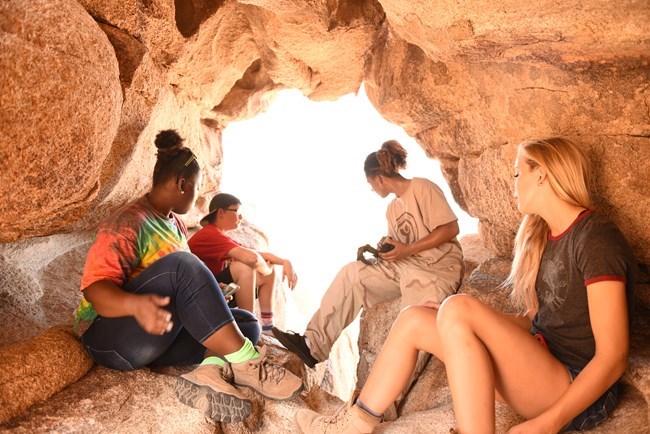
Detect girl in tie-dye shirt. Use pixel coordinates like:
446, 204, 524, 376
76, 130, 301, 424
73, 195, 190, 335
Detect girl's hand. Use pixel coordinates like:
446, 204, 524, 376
282, 260, 298, 290
132, 294, 173, 335
378, 239, 411, 261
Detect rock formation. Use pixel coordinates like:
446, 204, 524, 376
0, 0, 648, 432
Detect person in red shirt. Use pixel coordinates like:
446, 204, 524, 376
189, 193, 297, 334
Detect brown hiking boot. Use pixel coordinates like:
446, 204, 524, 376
230, 345, 303, 400
349, 389, 396, 422
294, 403, 381, 434
174, 364, 252, 423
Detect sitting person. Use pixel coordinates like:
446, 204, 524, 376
294, 137, 635, 433
272, 139, 464, 418
74, 130, 301, 424
188, 193, 298, 334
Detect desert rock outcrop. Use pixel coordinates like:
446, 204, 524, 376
1, 0, 648, 432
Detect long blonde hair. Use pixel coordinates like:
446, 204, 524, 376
505, 137, 594, 313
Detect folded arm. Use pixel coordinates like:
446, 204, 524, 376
259, 251, 298, 289
227, 246, 273, 276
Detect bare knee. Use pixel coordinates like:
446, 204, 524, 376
257, 267, 276, 290
393, 305, 437, 338
261, 266, 276, 281
436, 294, 477, 332
229, 261, 254, 281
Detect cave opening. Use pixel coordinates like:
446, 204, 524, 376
219, 85, 478, 396
220, 84, 478, 323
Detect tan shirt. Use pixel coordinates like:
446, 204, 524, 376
386, 177, 462, 264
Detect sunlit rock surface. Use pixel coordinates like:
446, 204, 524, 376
0, 0, 122, 243
0, 327, 93, 426
1, 0, 648, 431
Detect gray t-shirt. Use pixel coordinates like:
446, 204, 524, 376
532, 211, 635, 369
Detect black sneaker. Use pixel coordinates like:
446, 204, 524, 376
271, 327, 319, 369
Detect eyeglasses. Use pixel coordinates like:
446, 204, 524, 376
224, 208, 242, 217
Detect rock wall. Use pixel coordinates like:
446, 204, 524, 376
1, 0, 649, 431
1, 0, 647, 255
0, 0, 122, 242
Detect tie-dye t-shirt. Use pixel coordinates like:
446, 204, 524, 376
73, 195, 189, 334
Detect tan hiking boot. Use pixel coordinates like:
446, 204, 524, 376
174, 364, 251, 423
294, 403, 381, 434
230, 345, 303, 400
348, 389, 396, 422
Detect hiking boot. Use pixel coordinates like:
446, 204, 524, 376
271, 327, 319, 368
230, 345, 303, 400
174, 364, 251, 423
294, 404, 381, 434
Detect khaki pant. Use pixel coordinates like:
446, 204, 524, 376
305, 254, 463, 361
305, 255, 463, 414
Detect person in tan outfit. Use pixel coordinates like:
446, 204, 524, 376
295, 137, 634, 434
273, 139, 464, 419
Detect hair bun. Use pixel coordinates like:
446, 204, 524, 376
155, 129, 184, 149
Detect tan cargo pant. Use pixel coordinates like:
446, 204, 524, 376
304, 254, 463, 414
305, 254, 463, 361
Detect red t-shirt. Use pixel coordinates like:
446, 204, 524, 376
188, 224, 240, 275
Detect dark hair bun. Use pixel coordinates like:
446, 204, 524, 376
155, 129, 184, 149
377, 140, 407, 174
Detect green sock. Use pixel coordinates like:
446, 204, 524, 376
201, 338, 260, 367
201, 356, 225, 367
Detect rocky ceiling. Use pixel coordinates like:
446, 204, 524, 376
1, 0, 649, 263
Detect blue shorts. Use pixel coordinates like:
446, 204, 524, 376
562, 366, 619, 431
531, 332, 619, 431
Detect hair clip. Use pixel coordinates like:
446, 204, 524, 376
184, 152, 197, 167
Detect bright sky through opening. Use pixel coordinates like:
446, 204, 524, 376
221, 85, 478, 330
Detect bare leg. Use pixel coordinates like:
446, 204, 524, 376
257, 267, 277, 313
358, 305, 444, 413
229, 261, 256, 312
436, 295, 571, 434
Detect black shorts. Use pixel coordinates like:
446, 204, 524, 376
215, 266, 234, 285
215, 265, 258, 309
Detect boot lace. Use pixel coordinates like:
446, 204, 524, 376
250, 354, 287, 385
316, 403, 350, 431
220, 362, 235, 383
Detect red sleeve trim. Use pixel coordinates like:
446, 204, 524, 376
585, 275, 626, 286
